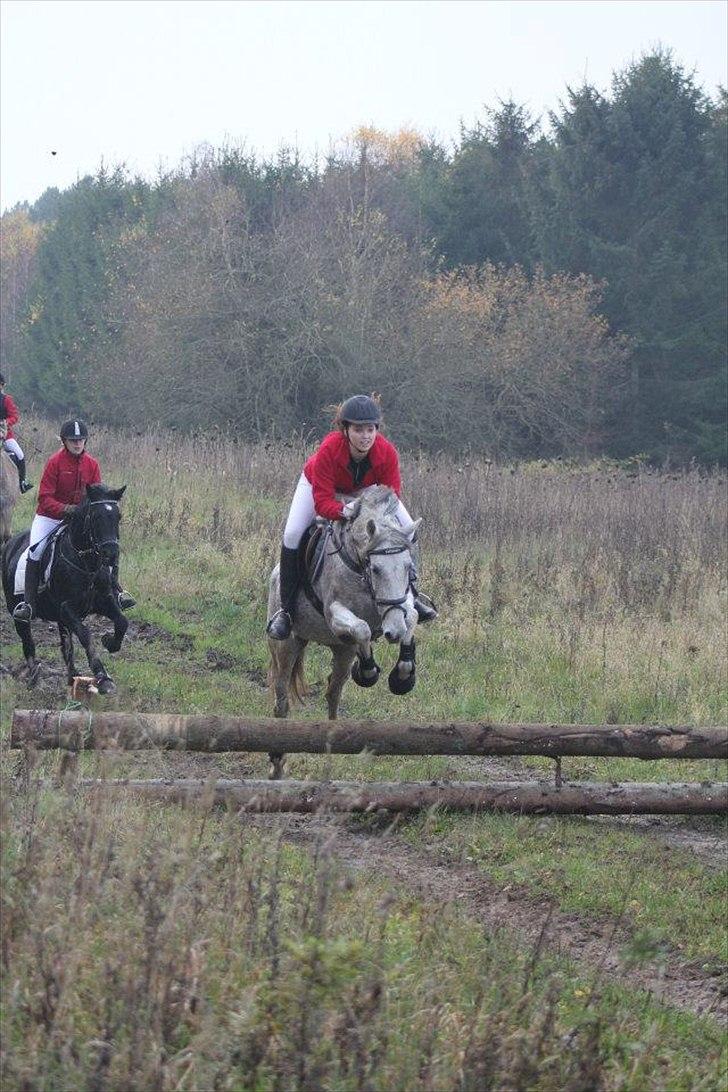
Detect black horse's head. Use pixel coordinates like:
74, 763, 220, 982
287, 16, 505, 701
69, 483, 127, 566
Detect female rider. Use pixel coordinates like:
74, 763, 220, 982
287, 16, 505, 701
0, 372, 33, 493
12, 419, 135, 622
266, 394, 436, 640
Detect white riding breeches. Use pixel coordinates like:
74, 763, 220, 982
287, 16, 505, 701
3, 438, 23, 461
282, 473, 414, 549
28, 514, 63, 561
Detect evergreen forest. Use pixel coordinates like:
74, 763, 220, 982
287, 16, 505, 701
2, 50, 726, 463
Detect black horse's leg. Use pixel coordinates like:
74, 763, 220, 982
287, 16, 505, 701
58, 622, 77, 688
13, 619, 39, 683
98, 595, 128, 653
59, 602, 115, 694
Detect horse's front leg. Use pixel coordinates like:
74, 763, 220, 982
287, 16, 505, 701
389, 610, 418, 695
326, 600, 380, 688
59, 602, 115, 694
98, 594, 129, 653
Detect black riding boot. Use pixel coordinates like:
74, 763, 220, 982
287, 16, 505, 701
16, 457, 33, 494
266, 546, 300, 640
13, 558, 40, 622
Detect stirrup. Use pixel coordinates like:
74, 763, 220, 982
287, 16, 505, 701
12, 601, 33, 622
117, 591, 136, 610
19, 480, 33, 494
266, 609, 292, 641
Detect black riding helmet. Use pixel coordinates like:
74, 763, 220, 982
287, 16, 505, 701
60, 419, 89, 441
340, 395, 381, 425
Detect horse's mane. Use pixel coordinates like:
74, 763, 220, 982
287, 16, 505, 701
348, 485, 412, 552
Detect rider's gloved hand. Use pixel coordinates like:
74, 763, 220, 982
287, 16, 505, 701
341, 500, 359, 521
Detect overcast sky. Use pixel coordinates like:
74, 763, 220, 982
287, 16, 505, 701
1, 0, 726, 212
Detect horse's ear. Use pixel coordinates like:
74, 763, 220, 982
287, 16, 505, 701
86, 483, 101, 499
366, 518, 377, 538
111, 486, 127, 500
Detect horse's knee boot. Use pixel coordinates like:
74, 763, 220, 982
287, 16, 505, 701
351, 653, 381, 688
388, 642, 416, 694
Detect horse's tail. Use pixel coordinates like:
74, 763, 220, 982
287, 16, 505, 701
268, 639, 308, 705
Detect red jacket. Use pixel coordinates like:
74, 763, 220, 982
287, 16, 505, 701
37, 447, 102, 519
303, 431, 401, 521
0, 392, 19, 439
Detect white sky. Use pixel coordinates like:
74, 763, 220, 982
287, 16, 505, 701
1, 0, 726, 212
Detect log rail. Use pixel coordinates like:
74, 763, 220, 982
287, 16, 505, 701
11, 710, 728, 760
72, 777, 728, 815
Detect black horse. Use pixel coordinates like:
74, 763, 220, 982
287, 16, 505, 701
2, 483, 129, 693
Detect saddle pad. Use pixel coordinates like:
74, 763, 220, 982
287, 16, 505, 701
14, 539, 58, 596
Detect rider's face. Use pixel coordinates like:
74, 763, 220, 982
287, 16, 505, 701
63, 437, 86, 456
346, 422, 377, 457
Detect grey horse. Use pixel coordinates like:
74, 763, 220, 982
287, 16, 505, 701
267, 486, 421, 757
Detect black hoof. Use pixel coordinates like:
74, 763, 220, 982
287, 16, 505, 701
351, 656, 381, 688
388, 663, 416, 694
96, 676, 116, 695
101, 633, 121, 653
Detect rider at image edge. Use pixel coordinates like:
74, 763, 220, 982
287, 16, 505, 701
12, 418, 136, 623
266, 393, 438, 640
0, 371, 34, 494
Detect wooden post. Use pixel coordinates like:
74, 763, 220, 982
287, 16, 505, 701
68, 777, 728, 815
11, 710, 728, 760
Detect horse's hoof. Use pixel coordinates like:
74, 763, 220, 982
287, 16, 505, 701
269, 752, 286, 780
96, 676, 116, 695
351, 657, 381, 688
388, 664, 416, 695
26, 663, 40, 688
101, 634, 120, 653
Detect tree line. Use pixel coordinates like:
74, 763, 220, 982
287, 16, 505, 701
1, 50, 725, 463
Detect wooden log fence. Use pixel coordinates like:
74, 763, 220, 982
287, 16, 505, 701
72, 777, 728, 815
11, 710, 728, 760
13, 709, 727, 816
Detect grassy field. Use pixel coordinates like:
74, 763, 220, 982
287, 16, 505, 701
1, 418, 726, 1090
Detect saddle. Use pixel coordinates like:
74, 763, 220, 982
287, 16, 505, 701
14, 525, 65, 596
297, 521, 330, 615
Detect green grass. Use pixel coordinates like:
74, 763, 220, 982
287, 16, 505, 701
1, 421, 726, 1089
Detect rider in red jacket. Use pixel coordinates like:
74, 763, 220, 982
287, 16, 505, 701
0, 372, 33, 493
266, 394, 436, 640
13, 419, 135, 622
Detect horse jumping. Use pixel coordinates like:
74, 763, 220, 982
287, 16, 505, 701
267, 486, 422, 772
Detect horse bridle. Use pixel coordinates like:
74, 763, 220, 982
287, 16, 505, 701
330, 526, 413, 621
68, 500, 120, 563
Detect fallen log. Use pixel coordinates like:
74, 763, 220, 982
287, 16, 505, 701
11, 710, 728, 760
69, 777, 728, 815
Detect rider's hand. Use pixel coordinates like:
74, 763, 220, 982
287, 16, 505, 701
341, 500, 358, 521
63, 504, 78, 518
